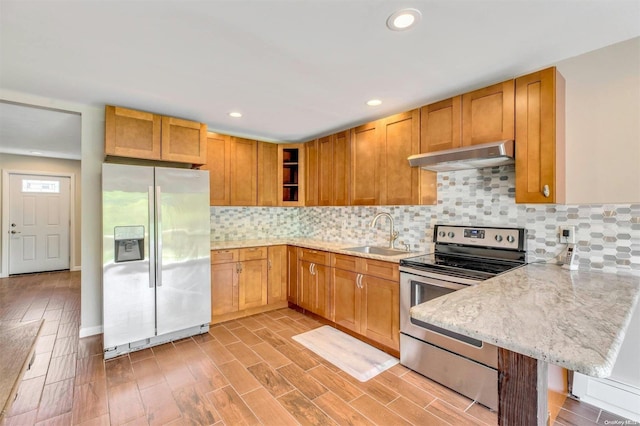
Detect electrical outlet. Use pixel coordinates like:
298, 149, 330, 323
559, 226, 576, 244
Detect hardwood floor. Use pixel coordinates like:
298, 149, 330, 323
0, 271, 634, 425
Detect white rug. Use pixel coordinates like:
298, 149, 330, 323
292, 325, 399, 382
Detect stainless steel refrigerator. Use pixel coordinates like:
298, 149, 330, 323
102, 163, 211, 359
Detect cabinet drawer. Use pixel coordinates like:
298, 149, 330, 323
211, 249, 238, 264
362, 259, 399, 281
298, 248, 331, 266
239, 246, 268, 261
332, 253, 364, 271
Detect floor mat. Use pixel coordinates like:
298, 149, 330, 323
292, 325, 398, 382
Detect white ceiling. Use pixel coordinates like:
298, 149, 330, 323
1, 1, 639, 157
0, 101, 82, 160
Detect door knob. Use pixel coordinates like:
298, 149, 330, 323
11, 230, 21, 234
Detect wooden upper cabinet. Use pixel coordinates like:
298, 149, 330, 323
350, 121, 379, 205
105, 106, 162, 160
304, 140, 319, 206
462, 80, 515, 146
230, 137, 257, 206
161, 116, 207, 164
317, 135, 333, 206
515, 67, 565, 204
105, 106, 207, 164
378, 110, 420, 205
332, 131, 351, 206
420, 96, 462, 153
202, 132, 231, 206
278, 144, 305, 206
257, 142, 279, 206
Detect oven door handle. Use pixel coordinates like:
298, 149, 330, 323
401, 272, 469, 291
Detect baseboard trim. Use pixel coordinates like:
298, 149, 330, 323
572, 373, 640, 422
71, 265, 82, 272
79, 325, 103, 338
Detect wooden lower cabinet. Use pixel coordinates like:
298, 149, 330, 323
211, 262, 239, 317
210, 246, 287, 324
332, 254, 400, 352
287, 246, 299, 304
360, 274, 399, 350
238, 259, 267, 310
267, 245, 287, 304
333, 268, 360, 332
298, 260, 330, 319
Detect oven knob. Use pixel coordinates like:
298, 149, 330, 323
495, 235, 503, 242
447, 232, 455, 238
438, 231, 446, 238
507, 235, 515, 244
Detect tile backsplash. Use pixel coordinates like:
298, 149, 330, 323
211, 165, 640, 276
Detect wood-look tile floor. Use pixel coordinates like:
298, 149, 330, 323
0, 271, 634, 425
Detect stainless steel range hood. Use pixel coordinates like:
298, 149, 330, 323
407, 140, 515, 172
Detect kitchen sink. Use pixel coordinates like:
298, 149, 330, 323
343, 246, 410, 256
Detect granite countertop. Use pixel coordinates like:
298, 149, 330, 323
210, 238, 427, 263
410, 263, 640, 377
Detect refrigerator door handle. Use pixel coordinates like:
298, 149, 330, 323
156, 185, 163, 287
148, 186, 155, 288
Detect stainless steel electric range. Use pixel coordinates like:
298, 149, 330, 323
399, 224, 527, 410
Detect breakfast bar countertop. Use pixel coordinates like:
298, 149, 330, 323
210, 238, 427, 263
410, 263, 640, 377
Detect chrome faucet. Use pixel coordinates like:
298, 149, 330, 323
369, 212, 399, 249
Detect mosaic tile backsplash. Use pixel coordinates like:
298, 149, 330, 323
211, 165, 640, 276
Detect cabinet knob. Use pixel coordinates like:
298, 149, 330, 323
268, 259, 272, 270
542, 185, 550, 197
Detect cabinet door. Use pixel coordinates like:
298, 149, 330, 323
304, 140, 319, 206
421, 96, 462, 152
238, 259, 267, 310
333, 268, 360, 333
378, 110, 420, 205
202, 132, 231, 205
318, 135, 333, 206
161, 116, 207, 164
230, 137, 257, 206
361, 275, 399, 351
105, 105, 161, 160
515, 67, 565, 204
211, 262, 238, 317
462, 80, 515, 146
332, 131, 351, 206
257, 142, 279, 206
287, 246, 299, 304
350, 121, 379, 205
267, 245, 287, 304
298, 260, 315, 312
314, 264, 331, 320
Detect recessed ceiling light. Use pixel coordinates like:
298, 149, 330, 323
228, 112, 242, 118
386, 8, 422, 31
366, 99, 383, 107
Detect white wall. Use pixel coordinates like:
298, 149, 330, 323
556, 37, 640, 204
0, 89, 104, 337
0, 154, 82, 271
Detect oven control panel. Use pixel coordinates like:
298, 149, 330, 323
434, 225, 524, 250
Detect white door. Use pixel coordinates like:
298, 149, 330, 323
9, 174, 70, 274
